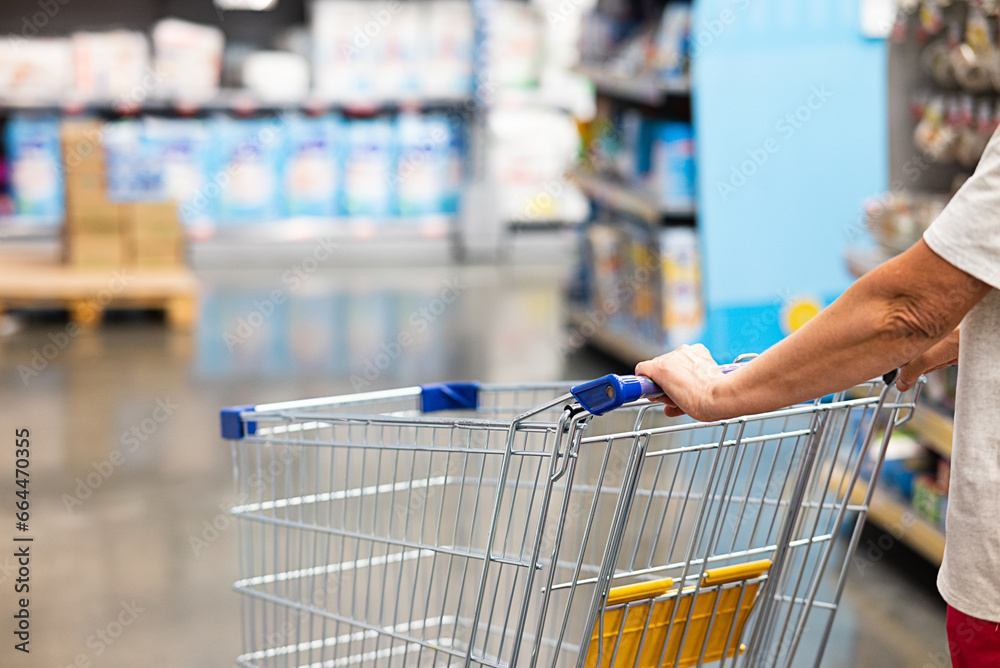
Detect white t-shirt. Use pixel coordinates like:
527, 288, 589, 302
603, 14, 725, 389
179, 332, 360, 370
923, 127, 1000, 623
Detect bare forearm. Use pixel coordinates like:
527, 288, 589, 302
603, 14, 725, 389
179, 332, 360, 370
709, 243, 982, 419
710, 281, 921, 418
636, 241, 987, 422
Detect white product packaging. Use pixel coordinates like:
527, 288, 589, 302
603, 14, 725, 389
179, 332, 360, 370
379, 3, 424, 98
152, 18, 224, 102
71, 31, 151, 103
0, 37, 72, 102
312, 0, 386, 101
489, 108, 587, 223
488, 2, 544, 89
242, 51, 311, 103
424, 0, 474, 98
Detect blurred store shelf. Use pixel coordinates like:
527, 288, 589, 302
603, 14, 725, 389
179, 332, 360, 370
571, 170, 696, 224
0, 216, 63, 240
566, 303, 662, 364
841, 470, 946, 567
910, 405, 954, 459
0, 92, 474, 116
193, 217, 455, 243
573, 64, 690, 105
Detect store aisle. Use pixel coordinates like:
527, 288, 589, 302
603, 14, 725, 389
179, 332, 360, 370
0, 259, 948, 667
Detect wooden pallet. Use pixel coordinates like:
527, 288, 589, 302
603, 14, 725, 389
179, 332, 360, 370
0, 249, 198, 329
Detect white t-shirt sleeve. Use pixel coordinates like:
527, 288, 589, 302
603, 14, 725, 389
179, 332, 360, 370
924, 127, 1000, 292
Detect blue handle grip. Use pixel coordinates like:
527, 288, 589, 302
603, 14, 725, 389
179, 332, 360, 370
570, 363, 743, 416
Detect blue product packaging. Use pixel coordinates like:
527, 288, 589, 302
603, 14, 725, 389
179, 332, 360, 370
5, 114, 63, 219
394, 113, 450, 217
104, 120, 164, 202
443, 115, 464, 214
144, 117, 214, 225
342, 117, 394, 218
618, 109, 646, 185
212, 116, 286, 224
283, 114, 342, 218
649, 121, 695, 210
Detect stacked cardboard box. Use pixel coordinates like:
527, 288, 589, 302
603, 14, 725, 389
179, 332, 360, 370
121, 202, 184, 268
62, 119, 124, 268
61, 119, 185, 269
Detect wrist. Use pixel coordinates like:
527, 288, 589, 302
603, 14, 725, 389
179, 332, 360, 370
705, 374, 735, 422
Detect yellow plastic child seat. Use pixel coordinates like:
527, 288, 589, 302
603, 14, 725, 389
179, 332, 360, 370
586, 559, 772, 668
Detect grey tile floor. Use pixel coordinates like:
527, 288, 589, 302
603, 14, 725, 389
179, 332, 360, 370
0, 258, 948, 667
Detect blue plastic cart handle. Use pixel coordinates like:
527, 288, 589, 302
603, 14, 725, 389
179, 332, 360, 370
571, 363, 743, 416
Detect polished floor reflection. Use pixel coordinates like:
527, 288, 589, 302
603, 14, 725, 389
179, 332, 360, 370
0, 258, 948, 667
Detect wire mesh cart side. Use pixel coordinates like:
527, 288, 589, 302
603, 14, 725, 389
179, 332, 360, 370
222, 375, 921, 668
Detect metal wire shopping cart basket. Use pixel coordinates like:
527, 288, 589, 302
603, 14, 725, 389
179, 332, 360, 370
220, 367, 920, 668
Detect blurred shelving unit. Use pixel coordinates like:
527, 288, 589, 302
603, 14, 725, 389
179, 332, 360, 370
567, 0, 888, 367
571, 64, 690, 106
0, 0, 494, 262
0, 94, 474, 115
565, 302, 660, 363
846, 475, 947, 566
570, 170, 696, 223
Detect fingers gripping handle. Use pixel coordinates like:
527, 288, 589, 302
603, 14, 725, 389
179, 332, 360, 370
571, 363, 743, 416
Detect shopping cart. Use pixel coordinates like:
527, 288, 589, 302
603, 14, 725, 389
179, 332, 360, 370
220, 363, 920, 668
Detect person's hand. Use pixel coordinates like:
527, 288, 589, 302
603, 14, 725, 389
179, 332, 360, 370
635, 344, 727, 421
896, 327, 960, 391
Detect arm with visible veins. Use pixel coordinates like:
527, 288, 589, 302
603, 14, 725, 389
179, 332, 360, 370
635, 240, 989, 421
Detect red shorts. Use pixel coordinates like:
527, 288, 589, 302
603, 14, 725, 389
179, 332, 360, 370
948, 605, 1000, 668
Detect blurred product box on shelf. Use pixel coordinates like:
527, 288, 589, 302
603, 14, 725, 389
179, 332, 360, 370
425, 1, 474, 97
580, 220, 703, 349
312, 0, 473, 101
283, 114, 342, 218
488, 2, 544, 89
579, 0, 691, 83
152, 18, 224, 102
0, 38, 73, 102
143, 117, 214, 225
6, 115, 64, 219
659, 226, 704, 348
616, 108, 647, 185
651, 2, 691, 80
623, 221, 659, 342
312, 0, 383, 101
913, 474, 948, 530
381, 3, 424, 97
586, 223, 621, 311
212, 117, 284, 224
342, 117, 394, 217
871, 432, 934, 502
104, 120, 164, 201
242, 51, 310, 103
394, 113, 452, 217
648, 122, 696, 210
71, 31, 151, 102
489, 108, 588, 223
583, 105, 696, 211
